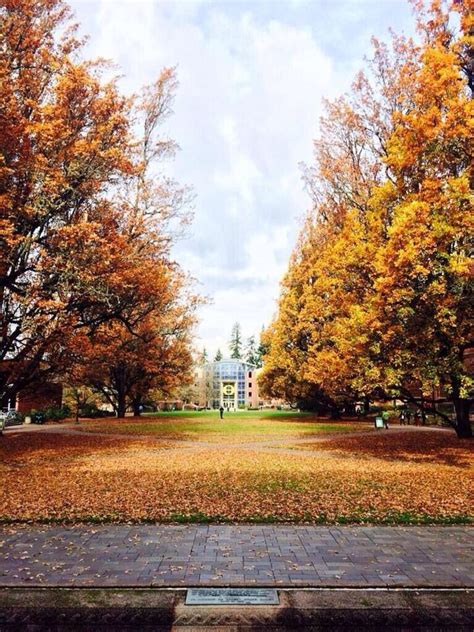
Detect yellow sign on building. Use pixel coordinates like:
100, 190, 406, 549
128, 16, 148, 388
221, 383, 235, 396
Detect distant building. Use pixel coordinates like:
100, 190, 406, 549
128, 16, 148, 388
195, 359, 260, 409
0, 362, 62, 413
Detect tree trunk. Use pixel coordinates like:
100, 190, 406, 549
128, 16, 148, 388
420, 396, 426, 425
117, 396, 127, 418
453, 397, 472, 438
113, 364, 127, 418
329, 406, 341, 420
132, 398, 141, 417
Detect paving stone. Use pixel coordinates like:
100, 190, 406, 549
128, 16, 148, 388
0, 525, 472, 587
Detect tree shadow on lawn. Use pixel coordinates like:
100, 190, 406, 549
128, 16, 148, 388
305, 430, 474, 468
0, 432, 158, 466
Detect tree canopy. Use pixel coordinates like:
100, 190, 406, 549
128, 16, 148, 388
260, 0, 473, 437
0, 0, 198, 416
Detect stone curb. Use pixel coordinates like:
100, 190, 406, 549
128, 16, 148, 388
0, 588, 472, 630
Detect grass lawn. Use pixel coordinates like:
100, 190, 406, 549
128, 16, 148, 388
144, 409, 314, 418
78, 411, 367, 443
0, 416, 472, 525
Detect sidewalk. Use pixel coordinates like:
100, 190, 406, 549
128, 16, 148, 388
0, 525, 472, 587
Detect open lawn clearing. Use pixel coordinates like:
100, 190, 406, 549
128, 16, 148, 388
0, 428, 472, 524
143, 409, 315, 418
77, 413, 369, 443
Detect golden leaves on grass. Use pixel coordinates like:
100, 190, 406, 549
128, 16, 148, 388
0, 431, 472, 523
297, 430, 474, 467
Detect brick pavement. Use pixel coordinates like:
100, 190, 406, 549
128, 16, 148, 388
0, 525, 472, 587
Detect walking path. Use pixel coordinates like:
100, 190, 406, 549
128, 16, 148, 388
0, 525, 472, 587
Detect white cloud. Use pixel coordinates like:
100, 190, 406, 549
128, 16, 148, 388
69, 0, 413, 357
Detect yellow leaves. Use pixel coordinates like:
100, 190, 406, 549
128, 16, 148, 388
264, 2, 473, 414
449, 252, 472, 277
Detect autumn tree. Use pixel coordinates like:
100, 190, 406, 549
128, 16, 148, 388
0, 0, 135, 403
70, 68, 199, 418
259, 227, 351, 416
371, 0, 474, 437
77, 310, 194, 417
0, 1, 198, 419
261, 0, 473, 437
63, 384, 96, 424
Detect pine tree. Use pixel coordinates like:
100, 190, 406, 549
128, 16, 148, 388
256, 327, 267, 368
245, 336, 257, 365
199, 348, 208, 365
214, 348, 223, 362
229, 323, 242, 359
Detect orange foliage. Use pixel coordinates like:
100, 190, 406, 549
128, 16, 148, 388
260, 1, 473, 437
0, 1, 198, 408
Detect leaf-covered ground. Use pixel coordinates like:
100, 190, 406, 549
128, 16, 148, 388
291, 431, 474, 467
0, 419, 472, 524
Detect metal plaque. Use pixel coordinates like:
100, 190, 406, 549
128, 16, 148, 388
185, 588, 279, 606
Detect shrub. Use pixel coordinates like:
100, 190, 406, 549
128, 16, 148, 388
30, 405, 71, 423
78, 403, 110, 418
30, 410, 46, 424
369, 405, 383, 414
44, 405, 71, 421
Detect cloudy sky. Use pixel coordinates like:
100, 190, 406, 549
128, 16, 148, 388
70, 0, 414, 358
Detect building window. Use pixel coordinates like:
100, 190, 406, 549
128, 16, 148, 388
248, 371, 252, 378
248, 382, 252, 388
248, 392, 252, 398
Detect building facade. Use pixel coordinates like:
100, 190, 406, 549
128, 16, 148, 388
0, 361, 62, 413
195, 359, 260, 409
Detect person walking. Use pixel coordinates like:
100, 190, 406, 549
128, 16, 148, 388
219, 406, 224, 420
382, 410, 390, 429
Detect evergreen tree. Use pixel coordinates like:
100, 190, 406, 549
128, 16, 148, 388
199, 348, 208, 365
229, 322, 242, 359
245, 336, 258, 366
214, 348, 223, 362
256, 326, 267, 368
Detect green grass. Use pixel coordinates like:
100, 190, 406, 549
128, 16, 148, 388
82, 413, 367, 442
2, 512, 469, 526
143, 409, 313, 418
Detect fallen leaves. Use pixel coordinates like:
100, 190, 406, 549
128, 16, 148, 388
0, 428, 472, 524
294, 430, 474, 467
